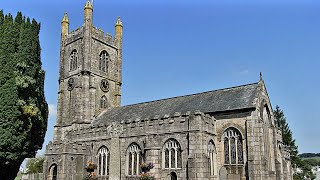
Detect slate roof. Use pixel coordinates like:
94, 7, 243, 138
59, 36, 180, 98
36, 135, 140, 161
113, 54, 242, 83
92, 82, 259, 125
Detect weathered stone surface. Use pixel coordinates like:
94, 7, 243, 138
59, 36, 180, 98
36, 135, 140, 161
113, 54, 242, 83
44, 2, 292, 180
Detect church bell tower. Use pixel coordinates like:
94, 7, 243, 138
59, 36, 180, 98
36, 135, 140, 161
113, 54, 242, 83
54, 0, 123, 140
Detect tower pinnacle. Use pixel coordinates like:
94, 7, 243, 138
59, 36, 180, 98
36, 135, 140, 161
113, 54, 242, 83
115, 16, 123, 27
61, 13, 69, 39
84, 0, 93, 11
61, 12, 69, 24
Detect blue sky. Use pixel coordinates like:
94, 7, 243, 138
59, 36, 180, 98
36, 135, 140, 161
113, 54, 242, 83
2, 0, 320, 159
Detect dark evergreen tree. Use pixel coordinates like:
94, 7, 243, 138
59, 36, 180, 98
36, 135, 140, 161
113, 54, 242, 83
0, 11, 48, 180
273, 106, 316, 179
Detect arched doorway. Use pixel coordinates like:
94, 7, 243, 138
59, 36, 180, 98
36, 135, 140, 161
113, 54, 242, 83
48, 164, 57, 180
170, 172, 177, 180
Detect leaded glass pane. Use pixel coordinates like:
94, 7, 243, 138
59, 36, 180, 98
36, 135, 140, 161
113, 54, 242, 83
171, 149, 175, 168
224, 137, 229, 164
133, 153, 137, 175
177, 149, 182, 168
231, 137, 236, 164
128, 153, 132, 175
165, 149, 169, 168
99, 154, 102, 175
107, 153, 110, 175
237, 138, 243, 164
102, 154, 106, 175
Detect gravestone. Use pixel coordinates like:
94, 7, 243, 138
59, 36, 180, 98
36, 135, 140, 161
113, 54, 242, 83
219, 166, 228, 180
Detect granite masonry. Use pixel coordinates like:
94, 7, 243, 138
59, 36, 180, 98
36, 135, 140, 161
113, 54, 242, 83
44, 1, 293, 180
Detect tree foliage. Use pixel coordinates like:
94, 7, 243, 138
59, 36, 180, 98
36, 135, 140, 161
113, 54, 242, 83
0, 11, 48, 180
26, 156, 45, 174
274, 106, 316, 180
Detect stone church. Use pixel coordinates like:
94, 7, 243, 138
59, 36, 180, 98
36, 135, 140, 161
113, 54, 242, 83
44, 1, 293, 180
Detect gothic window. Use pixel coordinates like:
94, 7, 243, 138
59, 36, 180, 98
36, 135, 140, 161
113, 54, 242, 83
98, 146, 110, 176
162, 139, 182, 169
69, 50, 78, 71
223, 127, 244, 165
100, 96, 108, 109
126, 143, 142, 176
99, 51, 110, 72
208, 140, 217, 176
49, 164, 57, 180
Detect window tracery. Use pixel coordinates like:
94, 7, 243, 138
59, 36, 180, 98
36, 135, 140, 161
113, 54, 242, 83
69, 50, 78, 71
99, 51, 109, 72
126, 143, 142, 176
207, 140, 217, 176
162, 139, 182, 169
97, 146, 110, 176
223, 128, 244, 165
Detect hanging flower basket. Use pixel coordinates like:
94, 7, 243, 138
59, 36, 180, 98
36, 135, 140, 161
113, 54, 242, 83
85, 161, 97, 172
140, 162, 154, 173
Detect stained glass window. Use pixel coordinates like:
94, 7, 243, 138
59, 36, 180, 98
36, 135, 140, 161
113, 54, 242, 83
237, 137, 243, 164
224, 137, 229, 164
223, 128, 244, 165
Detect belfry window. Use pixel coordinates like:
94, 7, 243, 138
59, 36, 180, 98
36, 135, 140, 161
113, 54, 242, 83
126, 143, 142, 176
162, 139, 182, 169
99, 51, 109, 72
69, 50, 78, 71
208, 140, 217, 176
100, 95, 108, 109
98, 146, 110, 176
223, 128, 244, 165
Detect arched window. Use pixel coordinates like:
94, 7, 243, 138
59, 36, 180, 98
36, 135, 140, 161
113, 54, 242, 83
70, 50, 78, 71
126, 143, 142, 176
208, 140, 217, 176
99, 51, 109, 72
223, 128, 244, 165
98, 146, 110, 176
100, 95, 108, 109
162, 139, 182, 169
48, 164, 57, 180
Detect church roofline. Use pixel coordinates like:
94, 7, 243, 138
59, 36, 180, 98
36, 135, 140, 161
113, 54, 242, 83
122, 81, 259, 108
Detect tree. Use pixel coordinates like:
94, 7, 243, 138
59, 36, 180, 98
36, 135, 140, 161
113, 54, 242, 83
274, 106, 316, 180
26, 156, 45, 174
0, 11, 48, 180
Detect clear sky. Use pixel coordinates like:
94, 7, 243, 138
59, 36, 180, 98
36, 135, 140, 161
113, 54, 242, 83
2, 0, 320, 158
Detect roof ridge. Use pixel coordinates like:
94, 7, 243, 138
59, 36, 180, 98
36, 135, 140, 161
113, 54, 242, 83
120, 81, 259, 108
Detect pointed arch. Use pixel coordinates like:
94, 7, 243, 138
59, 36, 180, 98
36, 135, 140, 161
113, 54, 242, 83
126, 143, 142, 176
99, 50, 109, 72
48, 163, 58, 180
162, 139, 182, 169
100, 95, 108, 109
69, 49, 78, 71
97, 146, 110, 176
223, 127, 244, 165
208, 140, 217, 176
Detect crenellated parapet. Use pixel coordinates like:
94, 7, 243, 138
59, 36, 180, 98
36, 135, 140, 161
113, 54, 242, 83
45, 140, 89, 155
64, 27, 84, 45
92, 27, 116, 47
62, 111, 216, 142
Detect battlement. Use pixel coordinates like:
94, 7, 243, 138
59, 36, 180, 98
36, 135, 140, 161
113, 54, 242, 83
92, 27, 116, 47
45, 140, 88, 155
65, 27, 84, 45
62, 111, 216, 142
